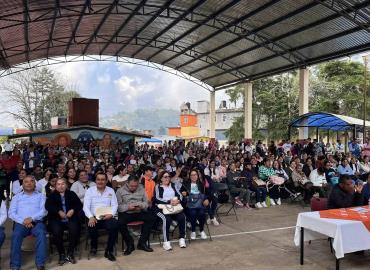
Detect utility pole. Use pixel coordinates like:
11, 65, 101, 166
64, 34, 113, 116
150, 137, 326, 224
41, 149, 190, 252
363, 55, 369, 144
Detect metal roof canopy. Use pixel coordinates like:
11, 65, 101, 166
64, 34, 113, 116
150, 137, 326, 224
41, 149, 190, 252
289, 112, 370, 131
0, 0, 369, 91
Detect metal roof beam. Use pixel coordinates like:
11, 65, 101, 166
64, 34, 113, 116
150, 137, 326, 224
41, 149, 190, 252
82, 0, 118, 55
46, 0, 60, 59
146, 0, 244, 62
315, 0, 370, 34
178, 2, 319, 73
187, 0, 370, 76
204, 23, 367, 82
64, 0, 91, 56
99, 0, 147, 55
131, 0, 207, 58
23, 0, 30, 62
114, 0, 176, 56
160, 0, 283, 66
213, 43, 370, 90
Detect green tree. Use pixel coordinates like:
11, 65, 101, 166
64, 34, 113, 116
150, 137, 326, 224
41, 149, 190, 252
310, 61, 369, 119
1, 67, 80, 130
225, 84, 244, 107
225, 73, 299, 142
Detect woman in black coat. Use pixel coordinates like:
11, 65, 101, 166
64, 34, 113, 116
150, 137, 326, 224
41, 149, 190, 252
45, 178, 82, 265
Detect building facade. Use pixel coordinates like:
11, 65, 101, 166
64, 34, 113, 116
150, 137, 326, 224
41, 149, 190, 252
168, 101, 243, 141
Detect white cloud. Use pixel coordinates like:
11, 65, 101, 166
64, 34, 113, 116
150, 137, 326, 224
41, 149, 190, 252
97, 73, 111, 84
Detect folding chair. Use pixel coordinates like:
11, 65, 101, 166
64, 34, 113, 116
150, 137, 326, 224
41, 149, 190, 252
214, 182, 238, 223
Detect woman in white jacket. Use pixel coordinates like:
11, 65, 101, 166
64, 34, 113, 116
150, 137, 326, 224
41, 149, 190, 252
204, 160, 222, 182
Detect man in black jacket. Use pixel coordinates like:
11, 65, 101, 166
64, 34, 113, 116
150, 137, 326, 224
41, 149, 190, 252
328, 174, 364, 209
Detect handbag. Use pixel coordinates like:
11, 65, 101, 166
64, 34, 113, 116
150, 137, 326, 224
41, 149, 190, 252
252, 177, 266, 187
158, 203, 183, 215
269, 175, 285, 185
187, 193, 205, 209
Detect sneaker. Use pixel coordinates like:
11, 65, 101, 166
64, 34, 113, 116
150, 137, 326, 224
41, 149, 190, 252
261, 201, 267, 208
255, 202, 262, 208
206, 218, 211, 225
172, 220, 178, 226
169, 225, 175, 232
277, 198, 282, 205
270, 199, 276, 206
190, 232, 196, 240
235, 199, 244, 207
211, 218, 220, 226
179, 238, 186, 248
186, 222, 192, 229
163, 241, 172, 251
200, 231, 208, 240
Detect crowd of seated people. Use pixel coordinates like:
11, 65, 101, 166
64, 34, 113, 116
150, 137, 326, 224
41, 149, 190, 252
0, 136, 369, 268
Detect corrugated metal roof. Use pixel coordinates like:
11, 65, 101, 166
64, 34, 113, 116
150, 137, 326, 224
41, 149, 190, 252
290, 112, 370, 131
0, 0, 368, 90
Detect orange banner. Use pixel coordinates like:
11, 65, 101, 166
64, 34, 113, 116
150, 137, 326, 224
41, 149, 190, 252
319, 206, 370, 232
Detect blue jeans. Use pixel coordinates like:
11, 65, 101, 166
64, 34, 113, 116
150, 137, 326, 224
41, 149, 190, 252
11, 222, 47, 269
206, 196, 218, 219
187, 207, 206, 232
249, 186, 267, 203
0, 226, 5, 247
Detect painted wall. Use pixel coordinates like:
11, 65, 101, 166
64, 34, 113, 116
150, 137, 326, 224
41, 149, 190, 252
32, 128, 133, 148
180, 114, 197, 127
168, 127, 181, 136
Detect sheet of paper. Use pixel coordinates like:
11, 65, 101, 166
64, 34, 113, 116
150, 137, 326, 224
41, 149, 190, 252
95, 206, 113, 220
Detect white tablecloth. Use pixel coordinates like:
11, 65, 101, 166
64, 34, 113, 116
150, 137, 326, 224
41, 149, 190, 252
294, 211, 370, 258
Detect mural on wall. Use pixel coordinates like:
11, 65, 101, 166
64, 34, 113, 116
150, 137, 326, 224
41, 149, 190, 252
32, 129, 132, 148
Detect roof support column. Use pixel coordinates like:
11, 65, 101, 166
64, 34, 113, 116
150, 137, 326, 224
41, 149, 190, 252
299, 68, 309, 140
210, 91, 216, 139
244, 82, 253, 140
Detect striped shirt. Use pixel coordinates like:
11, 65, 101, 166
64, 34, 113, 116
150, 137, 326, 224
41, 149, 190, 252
83, 186, 118, 219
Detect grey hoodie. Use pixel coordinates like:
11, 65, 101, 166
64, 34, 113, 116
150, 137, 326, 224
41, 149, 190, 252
116, 184, 148, 213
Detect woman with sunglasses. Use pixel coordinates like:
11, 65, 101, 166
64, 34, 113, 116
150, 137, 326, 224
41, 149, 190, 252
154, 170, 186, 251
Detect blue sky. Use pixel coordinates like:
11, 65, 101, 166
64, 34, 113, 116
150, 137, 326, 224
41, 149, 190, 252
0, 60, 230, 128
52, 60, 229, 117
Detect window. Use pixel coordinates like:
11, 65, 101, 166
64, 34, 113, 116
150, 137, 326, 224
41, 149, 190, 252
222, 114, 227, 122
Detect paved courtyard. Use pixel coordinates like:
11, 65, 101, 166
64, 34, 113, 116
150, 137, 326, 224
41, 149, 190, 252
2, 204, 369, 270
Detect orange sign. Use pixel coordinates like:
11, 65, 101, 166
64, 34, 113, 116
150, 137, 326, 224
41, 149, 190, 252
319, 206, 370, 232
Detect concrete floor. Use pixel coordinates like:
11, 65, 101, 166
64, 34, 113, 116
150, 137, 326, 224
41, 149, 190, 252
2, 204, 369, 270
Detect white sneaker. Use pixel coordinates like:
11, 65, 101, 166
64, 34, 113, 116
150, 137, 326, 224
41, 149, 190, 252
261, 201, 267, 208
190, 232, 196, 240
172, 220, 178, 226
206, 218, 211, 225
200, 231, 208, 240
169, 225, 175, 232
255, 202, 262, 208
186, 222, 192, 229
270, 199, 276, 206
163, 241, 172, 251
179, 238, 186, 248
277, 198, 282, 205
211, 218, 220, 226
